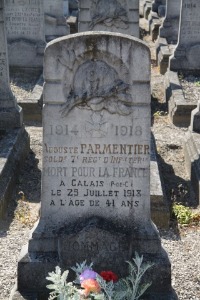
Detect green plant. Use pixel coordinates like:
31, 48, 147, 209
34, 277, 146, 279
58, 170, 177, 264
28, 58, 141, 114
172, 203, 192, 225
194, 81, 200, 87
46, 253, 153, 300
46, 267, 80, 300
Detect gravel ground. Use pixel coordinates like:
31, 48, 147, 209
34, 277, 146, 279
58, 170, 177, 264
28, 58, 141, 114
0, 20, 200, 300
180, 75, 200, 103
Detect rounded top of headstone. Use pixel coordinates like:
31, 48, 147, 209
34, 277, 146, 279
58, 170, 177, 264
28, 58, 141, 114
46, 31, 149, 53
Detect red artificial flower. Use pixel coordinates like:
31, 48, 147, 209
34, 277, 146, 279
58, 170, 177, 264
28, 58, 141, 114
100, 271, 118, 282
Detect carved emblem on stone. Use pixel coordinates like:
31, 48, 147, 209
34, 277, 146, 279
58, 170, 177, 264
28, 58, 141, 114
61, 60, 133, 117
89, 0, 129, 30
85, 112, 108, 138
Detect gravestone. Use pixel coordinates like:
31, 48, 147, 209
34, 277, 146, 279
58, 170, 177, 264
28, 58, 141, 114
170, 0, 200, 73
155, 0, 181, 74
78, 0, 139, 38
159, 0, 181, 43
4, 0, 45, 71
69, 0, 78, 12
14, 32, 173, 299
152, 0, 166, 12
0, 0, 22, 129
44, 0, 69, 42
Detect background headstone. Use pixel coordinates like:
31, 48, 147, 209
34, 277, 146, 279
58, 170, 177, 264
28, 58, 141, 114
78, 0, 139, 38
159, 0, 181, 43
16, 32, 172, 299
152, 0, 166, 12
44, 0, 70, 42
69, 0, 78, 12
170, 0, 200, 73
0, 0, 22, 129
4, 0, 46, 71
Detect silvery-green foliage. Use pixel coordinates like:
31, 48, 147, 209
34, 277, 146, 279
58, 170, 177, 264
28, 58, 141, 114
96, 275, 115, 300
71, 260, 93, 284
96, 253, 153, 300
122, 252, 153, 300
46, 266, 80, 300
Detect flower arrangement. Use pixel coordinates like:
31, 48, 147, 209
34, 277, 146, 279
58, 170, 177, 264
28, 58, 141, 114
46, 252, 153, 300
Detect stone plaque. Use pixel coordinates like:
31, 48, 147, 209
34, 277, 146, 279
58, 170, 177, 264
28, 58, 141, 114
170, 0, 200, 72
4, 0, 45, 70
159, 0, 181, 44
5, 0, 44, 42
78, 0, 139, 37
16, 32, 172, 299
0, 0, 22, 128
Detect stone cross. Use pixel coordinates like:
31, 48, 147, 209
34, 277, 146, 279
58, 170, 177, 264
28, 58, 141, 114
0, 0, 22, 129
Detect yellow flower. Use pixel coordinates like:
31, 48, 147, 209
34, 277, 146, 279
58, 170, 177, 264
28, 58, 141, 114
81, 278, 101, 296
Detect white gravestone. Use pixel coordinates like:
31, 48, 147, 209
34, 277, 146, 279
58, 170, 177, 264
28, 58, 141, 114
170, 0, 200, 73
78, 0, 139, 38
4, 0, 45, 70
0, 0, 22, 129
16, 32, 172, 299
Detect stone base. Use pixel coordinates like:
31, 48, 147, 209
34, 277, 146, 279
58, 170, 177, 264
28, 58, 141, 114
45, 15, 70, 42
157, 44, 176, 75
0, 105, 23, 129
155, 37, 168, 64
184, 131, 200, 205
144, 2, 153, 20
169, 45, 200, 75
67, 16, 78, 34
12, 217, 174, 300
165, 70, 197, 127
150, 135, 169, 229
17, 75, 43, 122
189, 102, 200, 134
8, 39, 45, 72
0, 126, 30, 218
150, 18, 162, 41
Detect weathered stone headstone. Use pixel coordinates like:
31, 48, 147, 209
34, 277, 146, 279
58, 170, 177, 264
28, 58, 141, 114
14, 32, 173, 299
4, 0, 45, 71
0, 0, 22, 129
44, 0, 70, 42
159, 0, 181, 43
78, 0, 139, 38
170, 0, 200, 73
